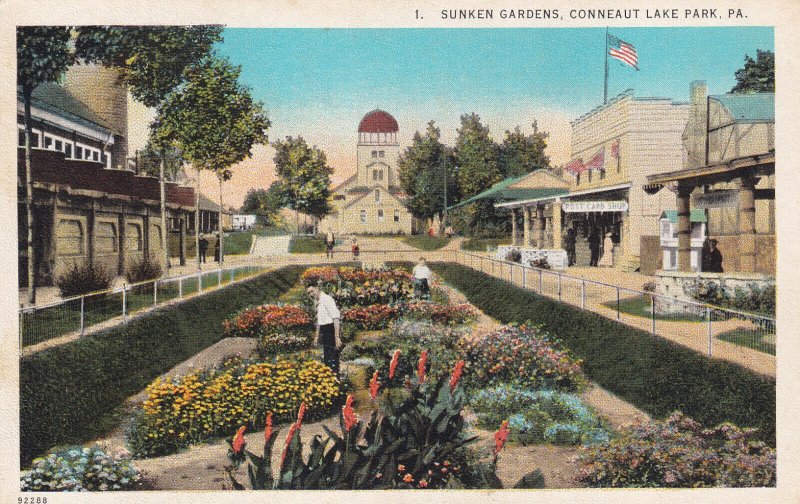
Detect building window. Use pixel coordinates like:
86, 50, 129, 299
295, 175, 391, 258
360, 209, 366, 223
588, 170, 593, 183
373, 169, 383, 181
394, 210, 400, 222
151, 225, 162, 249
64, 143, 72, 158
371, 150, 378, 158
576, 173, 580, 185
379, 151, 385, 158
125, 223, 143, 252
375, 189, 381, 203
600, 168, 606, 180
378, 209, 384, 222
96, 222, 118, 254
76, 146, 83, 159
56, 219, 84, 256
44, 135, 53, 149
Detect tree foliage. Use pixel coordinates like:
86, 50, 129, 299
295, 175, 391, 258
150, 57, 270, 180
17, 27, 75, 94
398, 121, 457, 221
133, 142, 184, 181
75, 26, 223, 107
499, 121, 551, 178
272, 137, 333, 220
731, 49, 774, 93
241, 182, 287, 226
454, 113, 502, 199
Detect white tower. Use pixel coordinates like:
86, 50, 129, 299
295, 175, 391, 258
356, 109, 400, 189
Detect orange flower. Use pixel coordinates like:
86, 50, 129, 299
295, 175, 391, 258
494, 420, 510, 456
280, 422, 299, 469
232, 425, 246, 454
403, 473, 414, 483
342, 395, 357, 432
417, 350, 428, 384
389, 349, 401, 380
264, 412, 273, 442
449, 360, 465, 393
296, 402, 307, 428
369, 370, 380, 400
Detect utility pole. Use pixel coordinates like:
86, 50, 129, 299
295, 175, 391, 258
442, 154, 448, 232
603, 26, 609, 104
159, 153, 169, 274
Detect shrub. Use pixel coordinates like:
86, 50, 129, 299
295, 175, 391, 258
125, 256, 162, 284
505, 249, 522, 263
21, 266, 304, 466
225, 357, 506, 490
460, 237, 511, 252
342, 304, 401, 330
432, 263, 776, 446
529, 257, 551, 270
55, 261, 113, 297
21, 445, 141, 491
403, 302, 479, 325
462, 325, 584, 391
470, 386, 608, 446
128, 358, 341, 458
577, 412, 776, 487
641, 281, 657, 293
687, 280, 775, 316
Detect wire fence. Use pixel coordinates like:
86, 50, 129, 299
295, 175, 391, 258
19, 264, 267, 349
454, 250, 776, 360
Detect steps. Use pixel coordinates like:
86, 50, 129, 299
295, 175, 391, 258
251, 235, 292, 257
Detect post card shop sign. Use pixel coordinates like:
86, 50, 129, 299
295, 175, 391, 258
563, 201, 629, 213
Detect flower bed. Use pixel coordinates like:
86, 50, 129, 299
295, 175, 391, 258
127, 359, 341, 458
403, 302, 479, 325
301, 266, 414, 307
462, 325, 584, 391
21, 445, 141, 492
470, 386, 608, 446
223, 304, 313, 357
342, 304, 401, 330
577, 412, 776, 487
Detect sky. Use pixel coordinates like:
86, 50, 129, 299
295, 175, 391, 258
200, 27, 774, 208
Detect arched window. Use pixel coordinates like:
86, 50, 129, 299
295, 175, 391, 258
56, 219, 84, 256
394, 210, 400, 222
360, 209, 366, 223
373, 169, 383, 182
377, 209, 385, 222
151, 225, 162, 249
96, 222, 118, 254
125, 223, 143, 251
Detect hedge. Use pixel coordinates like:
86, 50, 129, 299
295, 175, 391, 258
20, 265, 305, 466
431, 263, 776, 446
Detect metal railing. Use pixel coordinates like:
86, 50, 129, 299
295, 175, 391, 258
454, 250, 776, 361
19, 264, 267, 350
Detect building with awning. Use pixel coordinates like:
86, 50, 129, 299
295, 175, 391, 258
644, 81, 775, 277
496, 90, 689, 272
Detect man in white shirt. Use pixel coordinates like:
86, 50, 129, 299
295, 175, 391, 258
412, 257, 432, 299
306, 286, 342, 373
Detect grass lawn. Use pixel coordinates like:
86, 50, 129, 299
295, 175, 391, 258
717, 328, 776, 355
223, 231, 255, 255
290, 235, 326, 253
402, 235, 450, 251
600, 294, 704, 322
460, 237, 511, 252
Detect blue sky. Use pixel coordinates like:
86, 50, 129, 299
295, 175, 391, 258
210, 27, 773, 205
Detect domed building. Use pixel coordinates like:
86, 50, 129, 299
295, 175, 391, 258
319, 110, 415, 234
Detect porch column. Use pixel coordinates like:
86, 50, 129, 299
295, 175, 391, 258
738, 175, 758, 272
534, 206, 545, 248
523, 205, 531, 246
511, 208, 518, 245
179, 214, 186, 266
118, 212, 127, 276
552, 200, 563, 249
676, 183, 693, 272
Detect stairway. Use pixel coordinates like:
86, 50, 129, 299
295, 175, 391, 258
250, 235, 293, 257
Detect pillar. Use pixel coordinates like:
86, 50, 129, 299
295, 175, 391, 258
523, 206, 531, 246
179, 214, 186, 266
511, 208, 518, 245
118, 212, 127, 276
87, 199, 95, 268
534, 206, 545, 248
552, 200, 563, 249
738, 175, 758, 272
676, 184, 693, 272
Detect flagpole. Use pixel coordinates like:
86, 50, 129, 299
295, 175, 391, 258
603, 27, 609, 104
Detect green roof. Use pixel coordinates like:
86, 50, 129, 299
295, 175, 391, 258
661, 210, 707, 223
711, 93, 774, 123
24, 82, 119, 133
449, 174, 568, 210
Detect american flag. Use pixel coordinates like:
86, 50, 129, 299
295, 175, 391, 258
564, 158, 586, 175
585, 149, 605, 171
608, 35, 639, 70
611, 139, 620, 158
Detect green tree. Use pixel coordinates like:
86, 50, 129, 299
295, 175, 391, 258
133, 142, 184, 180
17, 27, 76, 305
499, 121, 551, 178
272, 137, 333, 232
241, 182, 287, 227
731, 49, 775, 93
398, 121, 457, 226
151, 57, 270, 267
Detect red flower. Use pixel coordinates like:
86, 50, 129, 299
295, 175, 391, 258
369, 371, 380, 400
342, 395, 358, 432
264, 412, 273, 442
280, 422, 299, 469
296, 402, 307, 428
232, 425, 246, 454
449, 360, 465, 393
389, 349, 401, 380
494, 420, 510, 456
417, 350, 428, 383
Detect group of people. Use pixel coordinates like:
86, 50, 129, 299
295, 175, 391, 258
197, 234, 221, 263
323, 231, 361, 261
562, 226, 615, 268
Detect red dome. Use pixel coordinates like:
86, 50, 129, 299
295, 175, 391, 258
358, 109, 399, 133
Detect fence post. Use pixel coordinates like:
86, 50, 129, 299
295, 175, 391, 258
153, 281, 158, 307
510, 263, 514, 284
179, 277, 183, 299
122, 285, 128, 322
522, 265, 527, 289
706, 306, 713, 356
539, 269, 543, 294
80, 296, 85, 335
581, 280, 586, 309
651, 295, 656, 335
616, 287, 621, 320
199, 271, 203, 291
557, 273, 562, 301
218, 268, 222, 285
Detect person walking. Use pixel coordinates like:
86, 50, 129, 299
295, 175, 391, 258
564, 228, 577, 267
598, 232, 614, 267
706, 239, 724, 273
413, 256, 432, 299
588, 226, 601, 267
198, 235, 209, 264
306, 285, 342, 374
325, 230, 335, 260
351, 237, 360, 261
213, 233, 221, 263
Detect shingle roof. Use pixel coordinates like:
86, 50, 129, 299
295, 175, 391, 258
23, 82, 119, 133
711, 93, 774, 123
449, 174, 568, 210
